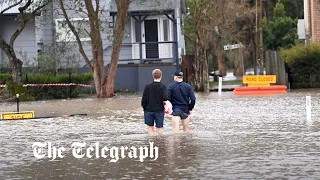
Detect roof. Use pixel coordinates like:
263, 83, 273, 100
109, 0, 177, 16
110, 9, 175, 17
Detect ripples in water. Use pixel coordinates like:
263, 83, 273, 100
0, 90, 320, 179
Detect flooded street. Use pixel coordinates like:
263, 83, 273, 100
0, 90, 320, 179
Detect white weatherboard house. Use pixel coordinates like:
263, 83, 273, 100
54, 0, 187, 66
0, 0, 188, 91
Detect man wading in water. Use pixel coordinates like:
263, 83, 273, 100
141, 69, 168, 135
167, 71, 196, 133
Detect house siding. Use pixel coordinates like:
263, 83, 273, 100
77, 64, 177, 91
35, 1, 54, 46
0, 16, 37, 66
307, 0, 320, 43
0, 2, 55, 66
104, 17, 133, 64
53, 0, 116, 67
311, 0, 320, 43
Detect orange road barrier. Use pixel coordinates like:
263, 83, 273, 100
234, 75, 287, 95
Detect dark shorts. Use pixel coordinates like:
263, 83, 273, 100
171, 107, 190, 120
144, 111, 164, 128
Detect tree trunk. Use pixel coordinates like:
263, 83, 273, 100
190, 39, 209, 92
91, 41, 105, 98
82, 0, 106, 98
243, 46, 251, 74
234, 49, 243, 76
204, 50, 210, 92
215, 37, 226, 76
0, 40, 23, 84
10, 57, 23, 84
93, 55, 105, 98
248, 14, 257, 73
106, 0, 131, 97
256, 0, 263, 75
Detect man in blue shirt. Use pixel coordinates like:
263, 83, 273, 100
167, 71, 196, 133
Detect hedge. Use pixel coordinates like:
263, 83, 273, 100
280, 43, 320, 89
0, 73, 94, 100
0, 73, 11, 84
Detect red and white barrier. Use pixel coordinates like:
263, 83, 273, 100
0, 83, 92, 88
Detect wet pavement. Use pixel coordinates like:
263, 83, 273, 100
0, 90, 320, 179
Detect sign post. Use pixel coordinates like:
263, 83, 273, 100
306, 96, 311, 121
0, 94, 36, 120
218, 76, 222, 95
224, 43, 245, 75
16, 94, 19, 112
240, 42, 245, 76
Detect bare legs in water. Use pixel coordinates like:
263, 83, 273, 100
172, 116, 190, 133
147, 126, 162, 136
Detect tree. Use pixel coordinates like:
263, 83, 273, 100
0, 0, 51, 84
248, 0, 302, 74
262, 2, 298, 51
184, 0, 252, 92
59, 0, 131, 98
105, 0, 131, 98
233, 12, 257, 76
251, 0, 303, 20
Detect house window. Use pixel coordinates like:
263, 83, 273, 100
37, 43, 43, 56
163, 19, 169, 41
55, 18, 90, 42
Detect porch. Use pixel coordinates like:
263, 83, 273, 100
110, 10, 180, 70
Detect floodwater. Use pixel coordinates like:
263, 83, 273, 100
0, 90, 320, 179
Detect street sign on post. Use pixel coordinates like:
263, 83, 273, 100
224, 44, 240, 51
224, 43, 245, 76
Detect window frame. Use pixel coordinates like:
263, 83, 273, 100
55, 17, 91, 42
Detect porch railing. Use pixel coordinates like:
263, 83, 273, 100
119, 41, 177, 63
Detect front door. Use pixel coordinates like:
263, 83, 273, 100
144, 19, 159, 59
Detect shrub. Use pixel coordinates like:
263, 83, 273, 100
262, 2, 298, 51
279, 43, 320, 88
5, 81, 35, 101
22, 73, 93, 84
0, 73, 12, 84
0, 73, 94, 100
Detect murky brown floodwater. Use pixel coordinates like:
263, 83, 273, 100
0, 90, 320, 179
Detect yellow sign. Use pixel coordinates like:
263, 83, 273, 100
0, 111, 35, 120
243, 75, 277, 87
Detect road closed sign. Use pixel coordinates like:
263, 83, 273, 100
0, 111, 35, 120
243, 75, 277, 87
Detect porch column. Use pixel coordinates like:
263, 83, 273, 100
135, 19, 143, 63
173, 17, 180, 71
165, 12, 180, 70
132, 15, 147, 64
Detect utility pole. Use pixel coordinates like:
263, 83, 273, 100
256, 0, 263, 75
